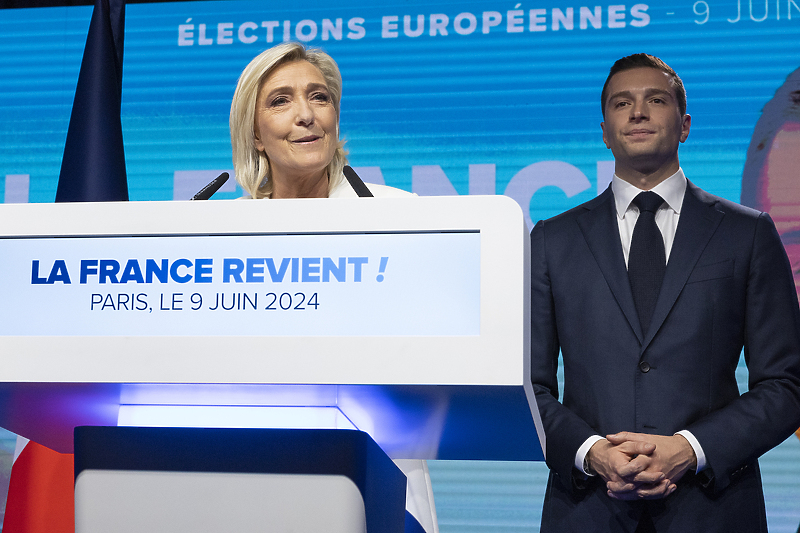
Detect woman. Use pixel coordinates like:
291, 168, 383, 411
230, 42, 409, 200
740, 68, 800, 454
229, 43, 436, 533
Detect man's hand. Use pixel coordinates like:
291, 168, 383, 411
586, 437, 666, 500
593, 432, 697, 500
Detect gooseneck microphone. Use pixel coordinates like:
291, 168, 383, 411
190, 172, 230, 200
343, 166, 374, 198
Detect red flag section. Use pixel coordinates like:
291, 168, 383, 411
2, 440, 74, 533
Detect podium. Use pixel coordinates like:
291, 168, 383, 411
0, 195, 543, 530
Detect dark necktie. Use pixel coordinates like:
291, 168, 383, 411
628, 191, 666, 335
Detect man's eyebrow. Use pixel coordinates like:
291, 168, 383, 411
607, 90, 634, 102
644, 88, 674, 99
607, 88, 673, 101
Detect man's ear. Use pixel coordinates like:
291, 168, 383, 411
680, 114, 691, 143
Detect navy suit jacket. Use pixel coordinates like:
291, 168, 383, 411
530, 182, 800, 532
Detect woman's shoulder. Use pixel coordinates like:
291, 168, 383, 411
329, 180, 416, 198
365, 183, 416, 198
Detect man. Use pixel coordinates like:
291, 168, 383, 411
530, 53, 800, 532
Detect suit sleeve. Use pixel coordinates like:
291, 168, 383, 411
530, 220, 599, 488
686, 212, 800, 493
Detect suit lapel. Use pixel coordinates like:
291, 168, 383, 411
642, 182, 725, 350
577, 187, 644, 345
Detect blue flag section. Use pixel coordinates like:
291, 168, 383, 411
56, 0, 128, 203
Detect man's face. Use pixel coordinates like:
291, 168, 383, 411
601, 67, 691, 185
754, 122, 800, 297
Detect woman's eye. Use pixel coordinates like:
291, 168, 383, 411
270, 96, 289, 107
312, 92, 330, 103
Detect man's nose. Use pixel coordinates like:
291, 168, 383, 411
629, 100, 648, 121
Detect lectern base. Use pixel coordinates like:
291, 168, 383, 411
74, 427, 406, 533
76, 470, 368, 533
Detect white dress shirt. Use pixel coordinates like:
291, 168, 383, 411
574, 169, 707, 476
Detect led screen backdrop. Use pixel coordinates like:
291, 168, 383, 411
1, 0, 800, 531
1, 0, 799, 219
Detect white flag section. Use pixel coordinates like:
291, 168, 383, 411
12, 436, 29, 463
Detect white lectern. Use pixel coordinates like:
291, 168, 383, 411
0, 195, 543, 531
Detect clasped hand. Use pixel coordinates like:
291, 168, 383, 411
586, 432, 697, 500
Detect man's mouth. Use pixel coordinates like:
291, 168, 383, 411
626, 129, 655, 137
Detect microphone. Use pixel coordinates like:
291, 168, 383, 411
190, 172, 230, 200
343, 166, 374, 198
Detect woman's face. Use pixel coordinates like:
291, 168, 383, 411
253, 60, 337, 188
756, 121, 800, 296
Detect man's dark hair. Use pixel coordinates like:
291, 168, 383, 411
601, 53, 686, 118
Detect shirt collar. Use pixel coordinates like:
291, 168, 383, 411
612, 169, 687, 220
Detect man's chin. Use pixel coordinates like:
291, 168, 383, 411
619, 152, 669, 175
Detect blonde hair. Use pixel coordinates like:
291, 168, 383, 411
230, 42, 346, 199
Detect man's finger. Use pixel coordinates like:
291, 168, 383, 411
628, 470, 666, 485
632, 480, 676, 500
606, 480, 638, 493
617, 454, 661, 481
607, 489, 642, 501
606, 431, 647, 443
608, 480, 675, 501
608, 438, 657, 456
616, 455, 651, 478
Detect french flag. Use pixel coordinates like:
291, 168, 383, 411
4, 0, 126, 529
2, 438, 74, 533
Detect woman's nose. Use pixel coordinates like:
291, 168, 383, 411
295, 98, 315, 126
